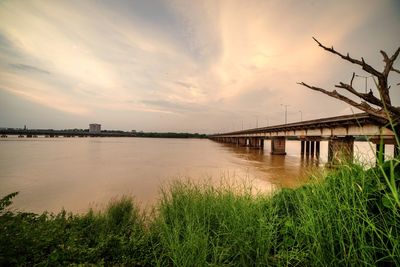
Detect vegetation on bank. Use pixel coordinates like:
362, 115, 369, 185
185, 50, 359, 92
1, 159, 399, 266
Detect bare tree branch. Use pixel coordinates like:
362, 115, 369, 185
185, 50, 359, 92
392, 66, 400, 74
379, 47, 400, 106
334, 79, 400, 117
381, 47, 400, 78
298, 38, 400, 137
297, 82, 387, 119
308, 38, 400, 117
380, 50, 390, 62
311, 37, 399, 107
350, 72, 355, 86
334, 82, 383, 107
312, 37, 382, 77
389, 47, 400, 61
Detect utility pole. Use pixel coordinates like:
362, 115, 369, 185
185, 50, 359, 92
355, 74, 372, 94
281, 104, 289, 124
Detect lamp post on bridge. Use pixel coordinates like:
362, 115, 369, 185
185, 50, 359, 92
281, 104, 289, 124
299, 110, 303, 122
355, 74, 373, 94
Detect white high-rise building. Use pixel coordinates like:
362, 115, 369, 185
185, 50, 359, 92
89, 123, 101, 133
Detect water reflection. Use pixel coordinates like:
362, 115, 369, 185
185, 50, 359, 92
217, 141, 324, 188
216, 139, 395, 188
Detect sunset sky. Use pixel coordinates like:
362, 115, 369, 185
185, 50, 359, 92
0, 0, 399, 133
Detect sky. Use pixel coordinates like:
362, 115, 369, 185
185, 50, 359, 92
0, 0, 399, 133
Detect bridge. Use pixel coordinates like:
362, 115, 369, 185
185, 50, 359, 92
209, 113, 397, 164
0, 129, 136, 138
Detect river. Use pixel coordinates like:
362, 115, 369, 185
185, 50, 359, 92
0, 137, 394, 214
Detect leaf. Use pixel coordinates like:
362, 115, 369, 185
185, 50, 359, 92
382, 194, 393, 209
0, 192, 19, 213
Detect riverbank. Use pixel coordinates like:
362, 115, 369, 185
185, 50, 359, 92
1, 160, 399, 266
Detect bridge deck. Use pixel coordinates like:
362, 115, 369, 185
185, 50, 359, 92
211, 113, 394, 138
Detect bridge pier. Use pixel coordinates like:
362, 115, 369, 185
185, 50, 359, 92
310, 141, 315, 157
239, 138, 246, 146
249, 138, 255, 148
271, 137, 286, 155
249, 137, 263, 149
301, 139, 321, 158
328, 136, 354, 165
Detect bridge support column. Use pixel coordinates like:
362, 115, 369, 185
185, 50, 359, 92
328, 136, 354, 165
250, 138, 255, 148
316, 141, 320, 157
271, 137, 286, 155
301, 141, 305, 156
305, 141, 310, 156
310, 141, 315, 157
370, 137, 397, 163
239, 138, 246, 146
235, 138, 240, 146
249, 138, 260, 148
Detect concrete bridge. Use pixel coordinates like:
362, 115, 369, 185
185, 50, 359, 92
0, 129, 136, 138
210, 113, 397, 164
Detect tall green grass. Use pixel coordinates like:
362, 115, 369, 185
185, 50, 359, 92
1, 158, 399, 266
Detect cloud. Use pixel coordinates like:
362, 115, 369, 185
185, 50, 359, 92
0, 72, 89, 115
173, 80, 196, 89
9, 63, 50, 75
141, 99, 204, 113
0, 0, 398, 131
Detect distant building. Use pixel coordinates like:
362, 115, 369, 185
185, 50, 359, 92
89, 123, 101, 133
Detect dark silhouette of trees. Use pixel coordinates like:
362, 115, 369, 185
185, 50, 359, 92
298, 38, 400, 137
